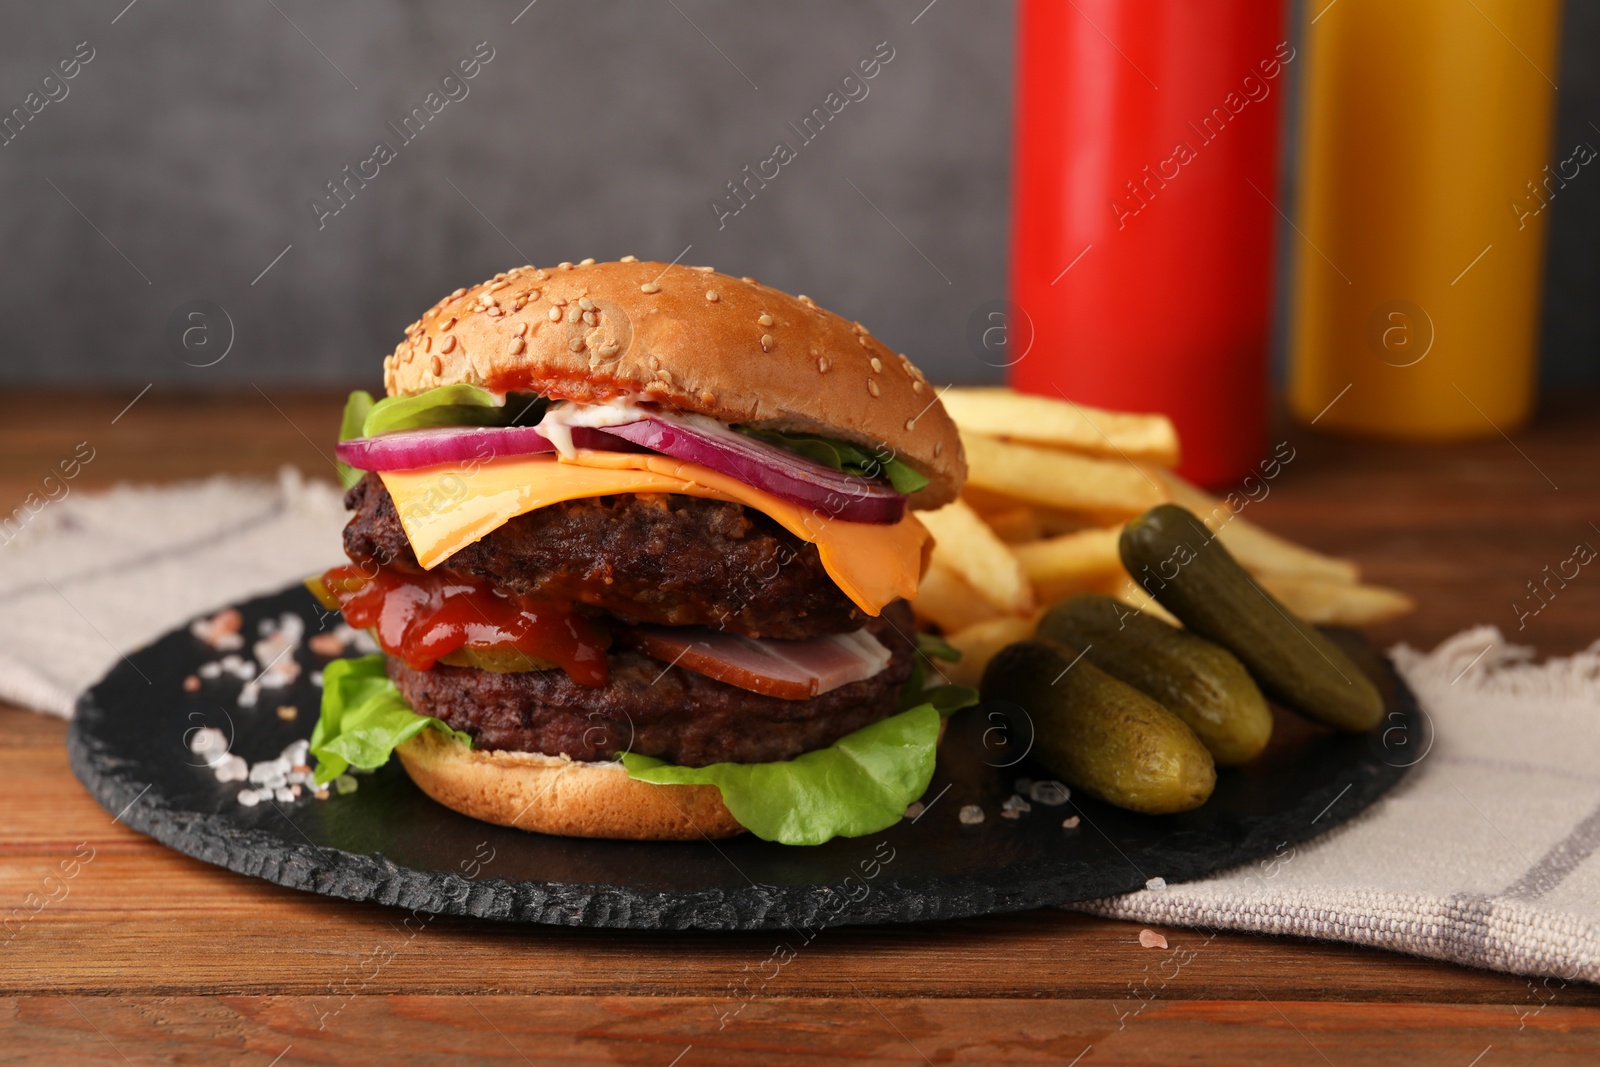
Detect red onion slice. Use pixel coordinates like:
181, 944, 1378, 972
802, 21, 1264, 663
598, 414, 906, 524
336, 409, 906, 524
335, 425, 628, 472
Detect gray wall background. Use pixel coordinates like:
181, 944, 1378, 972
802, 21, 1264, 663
0, 1, 1593, 389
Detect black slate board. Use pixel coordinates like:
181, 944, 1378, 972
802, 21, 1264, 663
68, 584, 1424, 930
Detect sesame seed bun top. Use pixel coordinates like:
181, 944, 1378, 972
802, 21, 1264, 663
382, 259, 965, 509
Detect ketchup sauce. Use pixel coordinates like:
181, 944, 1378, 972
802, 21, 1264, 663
318, 564, 610, 686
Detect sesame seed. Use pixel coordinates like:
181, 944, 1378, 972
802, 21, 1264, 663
486, 306, 503, 317
598, 341, 620, 357
760, 334, 773, 351
705, 290, 719, 302
405, 320, 421, 335
450, 288, 466, 299
798, 295, 815, 307
870, 357, 883, 372
757, 313, 774, 327
566, 307, 582, 324
423, 334, 432, 352
692, 265, 715, 273
527, 289, 541, 302
583, 311, 598, 327
477, 291, 495, 306
579, 257, 595, 266
440, 335, 457, 354
489, 280, 509, 292
740, 276, 757, 284
494, 272, 507, 281
640, 282, 661, 294
441, 317, 457, 331
934, 440, 943, 456
535, 269, 549, 281
558, 261, 574, 270
656, 369, 673, 384
514, 322, 528, 337
620, 255, 638, 263
509, 337, 526, 355
905, 418, 916, 431
569, 337, 586, 352
430, 355, 443, 375
578, 297, 596, 311
858, 336, 871, 348
548, 306, 562, 322
912, 380, 924, 393
817, 356, 830, 373
867, 379, 880, 397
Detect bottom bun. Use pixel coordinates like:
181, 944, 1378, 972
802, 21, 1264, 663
395, 729, 742, 840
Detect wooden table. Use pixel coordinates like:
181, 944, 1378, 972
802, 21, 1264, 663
2, 387, 1597, 1065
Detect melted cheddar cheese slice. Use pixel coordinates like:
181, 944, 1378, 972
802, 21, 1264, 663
379, 451, 929, 615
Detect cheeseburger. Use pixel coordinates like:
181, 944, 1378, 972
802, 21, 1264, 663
308, 259, 970, 845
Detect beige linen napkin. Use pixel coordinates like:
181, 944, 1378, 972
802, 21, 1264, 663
2, 475, 1595, 982
0, 469, 346, 717
1075, 626, 1600, 983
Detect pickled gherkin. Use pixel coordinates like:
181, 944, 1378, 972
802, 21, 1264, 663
981, 640, 1215, 814
1039, 594, 1272, 765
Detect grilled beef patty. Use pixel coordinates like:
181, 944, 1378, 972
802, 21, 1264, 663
343, 473, 866, 640
386, 603, 919, 767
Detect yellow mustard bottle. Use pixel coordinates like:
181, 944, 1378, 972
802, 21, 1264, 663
1287, 0, 1565, 439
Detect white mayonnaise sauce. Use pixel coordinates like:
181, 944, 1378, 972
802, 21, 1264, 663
536, 396, 654, 458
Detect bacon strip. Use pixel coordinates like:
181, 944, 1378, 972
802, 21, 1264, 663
627, 626, 893, 701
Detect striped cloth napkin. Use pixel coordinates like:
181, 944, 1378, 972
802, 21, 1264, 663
0, 469, 346, 717
2, 474, 1595, 982
1076, 627, 1600, 984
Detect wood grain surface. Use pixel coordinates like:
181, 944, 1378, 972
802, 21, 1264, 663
2, 387, 1597, 1063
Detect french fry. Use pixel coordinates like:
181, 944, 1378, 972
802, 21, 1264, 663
1154, 468, 1361, 586
964, 488, 1099, 536
942, 387, 1181, 467
1102, 574, 1180, 626
1010, 526, 1124, 604
1257, 575, 1416, 626
961, 431, 1167, 520
977, 503, 1042, 544
923, 499, 1036, 614
910, 561, 1004, 632
942, 614, 1040, 688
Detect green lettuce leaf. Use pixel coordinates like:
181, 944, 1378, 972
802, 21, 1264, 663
308, 637, 979, 847
309, 654, 470, 786
735, 427, 930, 496
336, 390, 377, 490
902, 632, 980, 716
335, 385, 551, 488
362, 383, 510, 438
622, 704, 942, 846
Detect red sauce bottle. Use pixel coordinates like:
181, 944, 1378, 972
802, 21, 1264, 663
1008, 0, 1290, 486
